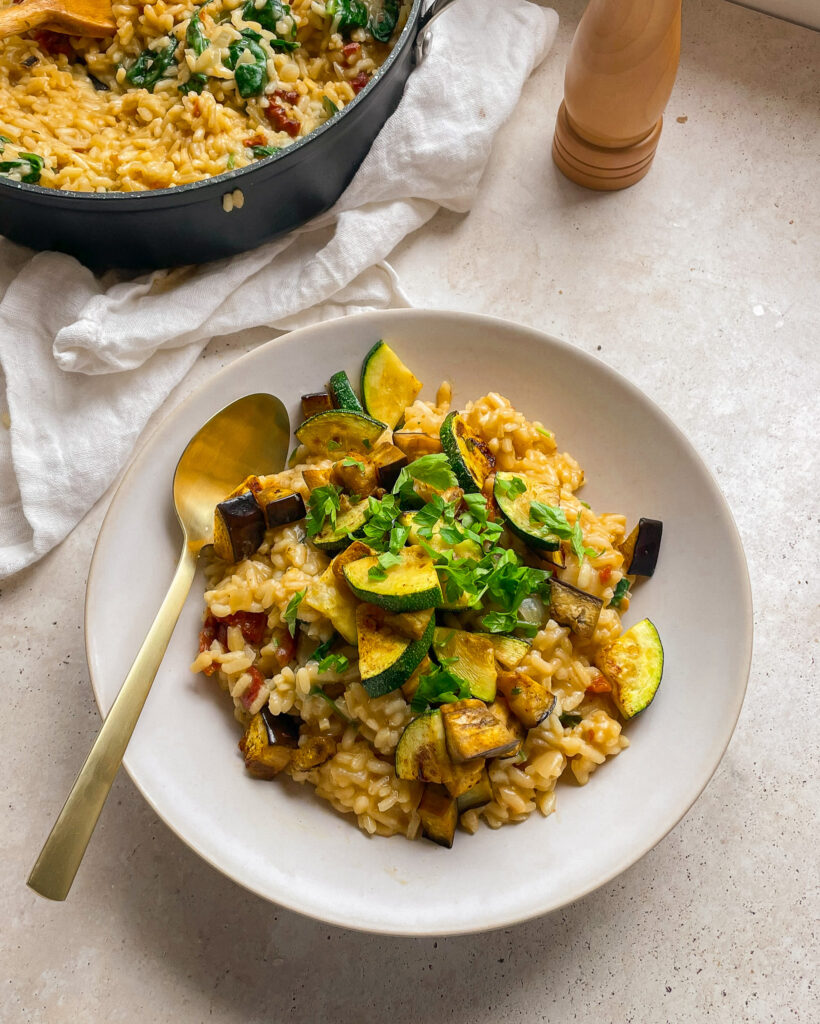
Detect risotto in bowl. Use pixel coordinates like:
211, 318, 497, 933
84, 310, 752, 933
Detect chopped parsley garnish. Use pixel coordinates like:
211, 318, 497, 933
529, 502, 573, 537
251, 145, 280, 159
495, 474, 527, 500
367, 550, 401, 580
341, 456, 365, 471
310, 632, 338, 662
305, 484, 342, 537
282, 589, 305, 637
570, 518, 601, 566
410, 665, 471, 713
511, 687, 522, 696
309, 685, 354, 723
322, 96, 339, 116
610, 577, 630, 608
392, 453, 457, 503
317, 652, 349, 674
559, 713, 582, 728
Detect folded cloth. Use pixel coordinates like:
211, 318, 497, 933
0, 0, 558, 579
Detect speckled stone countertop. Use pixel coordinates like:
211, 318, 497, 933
3, 1, 818, 1021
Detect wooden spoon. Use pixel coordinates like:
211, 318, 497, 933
0, 0, 116, 42
27, 392, 291, 901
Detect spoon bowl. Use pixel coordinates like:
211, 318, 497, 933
0, 0, 116, 42
27, 392, 289, 901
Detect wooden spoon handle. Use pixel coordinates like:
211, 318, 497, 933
0, 1, 56, 40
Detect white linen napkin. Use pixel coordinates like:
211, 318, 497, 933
0, 0, 558, 578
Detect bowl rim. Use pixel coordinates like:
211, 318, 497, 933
84, 308, 754, 935
0, 0, 423, 204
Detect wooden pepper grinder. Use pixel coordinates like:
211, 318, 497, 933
552, 0, 682, 190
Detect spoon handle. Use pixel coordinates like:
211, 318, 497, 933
27, 541, 199, 901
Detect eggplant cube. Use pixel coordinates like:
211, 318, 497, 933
496, 670, 556, 729
300, 391, 333, 419
441, 699, 521, 763
549, 578, 603, 640
214, 490, 266, 562
289, 735, 336, 771
456, 768, 493, 813
257, 485, 306, 528
620, 518, 663, 577
372, 443, 409, 490
239, 709, 298, 779
418, 784, 458, 848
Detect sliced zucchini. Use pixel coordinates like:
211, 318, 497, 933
496, 669, 556, 729
594, 618, 664, 718
312, 500, 370, 554
330, 540, 375, 583
494, 472, 563, 552
300, 392, 333, 419
440, 698, 521, 763
418, 784, 458, 848
356, 604, 435, 697
256, 485, 306, 528
440, 411, 495, 493
303, 564, 359, 644
549, 578, 603, 640
476, 633, 531, 670
295, 410, 385, 456
239, 709, 298, 779
343, 545, 442, 612
360, 340, 422, 430
213, 490, 266, 562
328, 370, 364, 413
395, 708, 448, 784
432, 628, 497, 703
456, 768, 493, 813
620, 517, 663, 577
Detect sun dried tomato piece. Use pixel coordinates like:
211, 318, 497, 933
240, 666, 266, 710
244, 133, 267, 148
272, 629, 297, 668
274, 89, 299, 105
265, 103, 299, 137
598, 565, 613, 584
342, 42, 360, 60
225, 611, 268, 645
586, 672, 612, 694
350, 71, 370, 94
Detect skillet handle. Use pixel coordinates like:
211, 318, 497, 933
415, 0, 460, 62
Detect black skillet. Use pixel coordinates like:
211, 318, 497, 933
0, 0, 458, 271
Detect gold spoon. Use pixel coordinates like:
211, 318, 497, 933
0, 0, 116, 42
27, 393, 290, 901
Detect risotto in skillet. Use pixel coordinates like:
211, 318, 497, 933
190, 342, 665, 847
0, 0, 407, 190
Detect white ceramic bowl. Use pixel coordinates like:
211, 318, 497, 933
85, 310, 752, 935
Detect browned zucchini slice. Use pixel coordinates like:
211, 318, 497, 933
496, 670, 556, 728
432, 628, 497, 702
331, 540, 376, 584
301, 392, 333, 419
595, 618, 664, 718
620, 518, 663, 577
418, 784, 458, 848
440, 698, 522, 763
239, 708, 299, 779
440, 411, 495, 493
549, 578, 603, 640
213, 490, 266, 562
395, 709, 449, 784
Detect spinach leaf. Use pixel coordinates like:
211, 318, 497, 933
125, 42, 178, 92
179, 73, 208, 95
251, 144, 281, 158
225, 30, 268, 98
369, 0, 399, 42
243, 0, 299, 48
0, 152, 44, 184
327, 0, 368, 33
186, 5, 210, 56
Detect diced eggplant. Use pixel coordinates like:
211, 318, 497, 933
440, 698, 522, 763
331, 540, 376, 584
442, 758, 486, 799
539, 546, 567, 570
456, 768, 493, 813
289, 735, 337, 771
392, 431, 443, 459
301, 391, 333, 419
239, 708, 298, 779
496, 670, 556, 729
372, 442, 409, 490
383, 608, 434, 641
549, 578, 603, 640
330, 454, 378, 498
213, 490, 266, 562
257, 485, 306, 528
432, 628, 497, 702
620, 518, 663, 577
302, 467, 332, 491
418, 784, 458, 848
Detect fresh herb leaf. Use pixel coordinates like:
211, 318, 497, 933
579, 500, 591, 509
535, 426, 553, 439
570, 518, 601, 566
341, 456, 365, 471
322, 96, 339, 117
392, 453, 457, 504
410, 665, 471, 713
369, 0, 398, 41
481, 610, 534, 634
251, 144, 280, 158
186, 4, 210, 56
559, 713, 582, 728
368, 550, 401, 579
495, 475, 527, 500
529, 502, 573, 538
283, 589, 305, 637
226, 152, 236, 169
179, 72, 207, 94
310, 632, 339, 662
309, 684, 354, 723
317, 652, 349, 674
305, 484, 341, 537
326, 439, 343, 450
610, 577, 630, 608
360, 492, 401, 551
126, 42, 177, 92
511, 687, 522, 696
